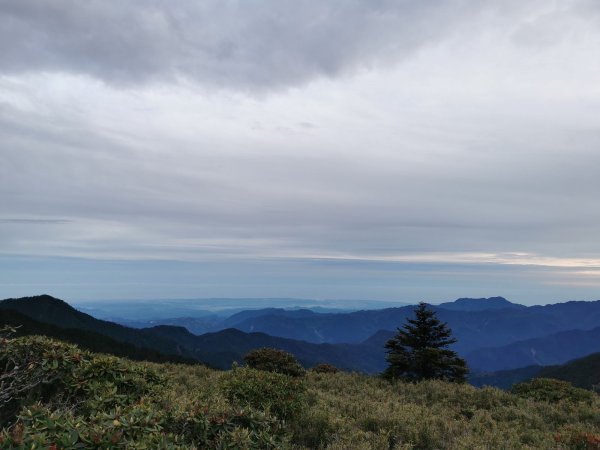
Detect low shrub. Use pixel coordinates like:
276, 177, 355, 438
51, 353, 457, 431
511, 378, 595, 404
310, 363, 339, 374
221, 366, 306, 420
555, 426, 600, 450
0, 336, 287, 449
244, 347, 305, 377
0, 334, 163, 427
290, 409, 335, 448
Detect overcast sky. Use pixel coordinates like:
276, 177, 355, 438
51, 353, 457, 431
1, 0, 600, 304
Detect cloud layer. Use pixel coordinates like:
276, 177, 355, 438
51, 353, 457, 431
1, 0, 600, 302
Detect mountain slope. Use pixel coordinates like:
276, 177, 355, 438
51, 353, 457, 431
0, 295, 201, 360
470, 352, 600, 391
0, 309, 196, 364
466, 326, 600, 371
537, 353, 600, 390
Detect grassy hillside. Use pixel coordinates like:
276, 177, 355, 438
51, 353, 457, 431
2, 332, 600, 449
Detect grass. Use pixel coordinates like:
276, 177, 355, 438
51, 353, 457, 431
2, 334, 600, 449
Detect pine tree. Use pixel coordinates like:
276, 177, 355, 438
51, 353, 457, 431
384, 302, 468, 382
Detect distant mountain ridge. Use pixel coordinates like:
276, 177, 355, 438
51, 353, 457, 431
6, 295, 600, 378
0, 295, 386, 372
206, 297, 600, 354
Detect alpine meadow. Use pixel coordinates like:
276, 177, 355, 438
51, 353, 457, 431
2, 1, 600, 449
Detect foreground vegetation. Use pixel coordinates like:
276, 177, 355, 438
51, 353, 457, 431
2, 333, 600, 449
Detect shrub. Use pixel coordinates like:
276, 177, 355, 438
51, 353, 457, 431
0, 334, 163, 427
164, 406, 285, 449
221, 367, 306, 420
0, 336, 287, 449
290, 409, 335, 448
511, 378, 595, 404
244, 347, 305, 377
0, 403, 286, 449
555, 426, 600, 450
310, 363, 340, 374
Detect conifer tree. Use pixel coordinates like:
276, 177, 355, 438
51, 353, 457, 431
384, 302, 468, 382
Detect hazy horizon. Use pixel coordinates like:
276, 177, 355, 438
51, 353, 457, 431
6, 292, 599, 309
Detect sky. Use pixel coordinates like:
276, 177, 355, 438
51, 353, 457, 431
1, 0, 600, 304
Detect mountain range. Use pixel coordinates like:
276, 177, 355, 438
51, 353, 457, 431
4, 294, 600, 389
0, 295, 382, 372
118, 297, 600, 360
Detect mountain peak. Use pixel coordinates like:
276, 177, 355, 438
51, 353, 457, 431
2, 294, 75, 310
437, 296, 525, 312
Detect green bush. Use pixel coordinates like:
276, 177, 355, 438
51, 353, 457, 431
221, 367, 306, 420
511, 378, 595, 403
290, 409, 335, 448
310, 363, 340, 374
0, 336, 286, 449
244, 347, 305, 377
0, 403, 286, 449
0, 334, 163, 427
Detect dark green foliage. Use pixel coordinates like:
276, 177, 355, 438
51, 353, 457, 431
384, 302, 468, 382
0, 330, 162, 428
511, 378, 595, 403
310, 363, 339, 374
221, 367, 306, 420
1, 404, 178, 449
244, 347, 305, 377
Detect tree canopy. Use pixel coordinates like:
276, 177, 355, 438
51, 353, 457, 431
384, 302, 468, 382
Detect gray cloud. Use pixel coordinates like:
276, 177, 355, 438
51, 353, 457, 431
0, 0, 506, 90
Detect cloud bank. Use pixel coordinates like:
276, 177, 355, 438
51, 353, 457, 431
1, 0, 600, 302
